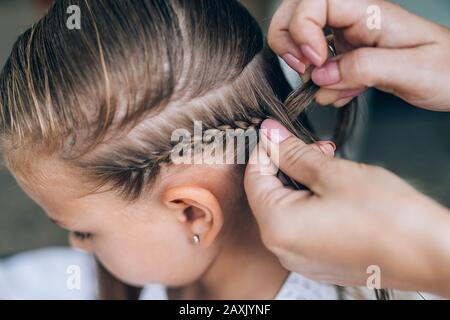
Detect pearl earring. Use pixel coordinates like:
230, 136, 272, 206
192, 234, 200, 245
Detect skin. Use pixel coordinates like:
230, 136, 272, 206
9, 144, 344, 300
269, 0, 450, 110
11, 156, 289, 299
11, 0, 449, 297
245, 120, 450, 297
242, 0, 450, 297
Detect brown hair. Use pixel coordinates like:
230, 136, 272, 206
0, 0, 380, 299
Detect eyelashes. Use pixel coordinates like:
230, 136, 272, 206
72, 231, 92, 241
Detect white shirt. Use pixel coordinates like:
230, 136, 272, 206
140, 270, 339, 300
1, 247, 436, 300
0, 247, 338, 300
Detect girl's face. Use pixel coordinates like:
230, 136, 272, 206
12, 156, 229, 287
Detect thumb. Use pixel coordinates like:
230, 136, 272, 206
244, 139, 307, 224
260, 119, 335, 194
312, 47, 421, 95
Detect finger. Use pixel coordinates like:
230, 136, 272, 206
334, 97, 354, 108
268, 0, 310, 72
289, 0, 329, 66
260, 119, 334, 194
315, 88, 366, 106
315, 88, 341, 106
311, 47, 425, 94
268, 0, 303, 57
260, 130, 336, 166
287, 0, 436, 66
244, 141, 306, 223
335, 0, 441, 49
245, 142, 283, 192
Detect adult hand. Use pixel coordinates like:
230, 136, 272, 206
244, 119, 450, 297
268, 0, 450, 111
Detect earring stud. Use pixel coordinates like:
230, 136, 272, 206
192, 234, 200, 245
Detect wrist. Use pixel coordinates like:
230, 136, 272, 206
427, 204, 450, 297
384, 195, 450, 296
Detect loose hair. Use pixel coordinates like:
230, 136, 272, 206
0, 0, 385, 299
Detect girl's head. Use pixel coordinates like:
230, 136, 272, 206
0, 0, 340, 288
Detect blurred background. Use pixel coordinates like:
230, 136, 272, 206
0, 0, 449, 258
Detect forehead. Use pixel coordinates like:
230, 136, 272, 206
8, 154, 95, 217
8, 151, 158, 226
9, 154, 83, 196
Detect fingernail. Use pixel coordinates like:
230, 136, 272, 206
261, 119, 292, 143
282, 53, 306, 74
339, 88, 366, 99
300, 44, 322, 67
311, 61, 341, 86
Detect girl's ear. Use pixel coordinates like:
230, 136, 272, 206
161, 186, 224, 248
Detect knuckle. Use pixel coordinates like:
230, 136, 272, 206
339, 162, 392, 194
316, 158, 339, 181
366, 164, 386, 175
281, 139, 302, 164
288, 14, 301, 32
282, 139, 322, 170
288, 15, 307, 42
267, 30, 279, 52
321, 159, 359, 189
349, 49, 375, 85
359, 162, 388, 180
